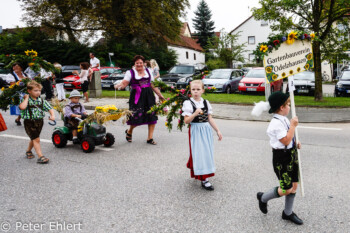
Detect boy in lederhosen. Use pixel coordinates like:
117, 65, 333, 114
19, 81, 55, 164
255, 92, 303, 225
64, 90, 88, 144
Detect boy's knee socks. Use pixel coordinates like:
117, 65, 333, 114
284, 193, 296, 215
261, 186, 280, 203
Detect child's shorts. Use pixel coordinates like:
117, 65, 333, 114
272, 148, 299, 192
67, 118, 80, 129
24, 119, 44, 140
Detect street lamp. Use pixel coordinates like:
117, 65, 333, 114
108, 52, 114, 67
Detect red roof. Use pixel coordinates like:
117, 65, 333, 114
166, 23, 204, 52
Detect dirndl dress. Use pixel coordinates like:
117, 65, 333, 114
127, 69, 158, 126
186, 99, 215, 180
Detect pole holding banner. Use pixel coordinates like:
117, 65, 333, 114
288, 76, 305, 197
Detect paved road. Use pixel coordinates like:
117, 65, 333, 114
0, 110, 349, 232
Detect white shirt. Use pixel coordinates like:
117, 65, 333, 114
78, 70, 89, 82
40, 68, 52, 79
123, 68, 154, 82
24, 67, 39, 79
90, 57, 100, 69
266, 114, 293, 149
5, 72, 26, 83
182, 98, 213, 116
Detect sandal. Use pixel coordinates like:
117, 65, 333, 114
15, 119, 21, 126
147, 139, 157, 145
37, 156, 49, 164
125, 130, 132, 142
25, 151, 34, 159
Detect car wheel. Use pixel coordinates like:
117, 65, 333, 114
81, 137, 95, 153
52, 131, 68, 148
104, 133, 115, 147
226, 86, 231, 94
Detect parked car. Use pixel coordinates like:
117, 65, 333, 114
100, 67, 121, 80
101, 70, 126, 90
286, 71, 315, 95
160, 64, 200, 89
238, 67, 283, 94
335, 70, 350, 97
241, 67, 252, 75
203, 69, 244, 93
61, 65, 81, 78
0, 63, 10, 80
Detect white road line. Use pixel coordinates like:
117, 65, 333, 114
0, 134, 114, 151
298, 126, 342, 131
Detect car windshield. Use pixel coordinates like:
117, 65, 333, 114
340, 71, 350, 80
169, 66, 194, 74
63, 66, 80, 71
207, 70, 231, 79
245, 69, 265, 78
293, 72, 315, 81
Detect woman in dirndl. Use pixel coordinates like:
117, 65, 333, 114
114, 55, 165, 145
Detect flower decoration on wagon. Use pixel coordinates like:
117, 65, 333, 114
148, 73, 216, 132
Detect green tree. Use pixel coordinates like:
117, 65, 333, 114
207, 31, 246, 68
253, 0, 350, 101
19, 0, 189, 44
192, 0, 215, 48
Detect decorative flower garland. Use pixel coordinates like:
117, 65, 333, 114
148, 73, 216, 132
253, 30, 315, 62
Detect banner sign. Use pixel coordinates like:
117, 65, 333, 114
263, 40, 314, 83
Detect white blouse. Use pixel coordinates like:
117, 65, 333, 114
78, 70, 89, 82
5, 72, 26, 83
182, 98, 213, 117
266, 114, 293, 149
123, 68, 154, 82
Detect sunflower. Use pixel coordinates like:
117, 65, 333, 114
24, 49, 38, 57
28, 63, 35, 66
1, 87, 4, 91
306, 53, 313, 61
165, 122, 168, 127
259, 44, 268, 53
289, 70, 294, 75
310, 33, 315, 39
272, 74, 278, 81
9, 84, 15, 89
305, 64, 310, 70
265, 66, 273, 74
282, 72, 286, 78
286, 31, 298, 45
297, 67, 301, 72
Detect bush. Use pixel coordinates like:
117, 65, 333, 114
206, 59, 226, 70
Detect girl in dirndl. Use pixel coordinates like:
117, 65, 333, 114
182, 80, 223, 190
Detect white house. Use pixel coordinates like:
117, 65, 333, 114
166, 23, 205, 66
229, 15, 274, 63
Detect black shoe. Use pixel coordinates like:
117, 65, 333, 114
282, 211, 303, 225
73, 138, 80, 144
201, 181, 214, 191
257, 192, 268, 214
15, 119, 21, 126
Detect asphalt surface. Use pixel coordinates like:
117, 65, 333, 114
0, 110, 350, 232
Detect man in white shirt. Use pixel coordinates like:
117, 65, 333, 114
89, 53, 100, 70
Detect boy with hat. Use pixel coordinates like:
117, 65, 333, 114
253, 92, 303, 225
64, 90, 88, 144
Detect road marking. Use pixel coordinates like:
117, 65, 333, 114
298, 126, 342, 131
0, 134, 114, 151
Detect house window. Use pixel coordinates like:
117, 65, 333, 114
249, 54, 255, 62
261, 20, 268, 26
186, 51, 189, 59
194, 53, 196, 60
248, 36, 255, 45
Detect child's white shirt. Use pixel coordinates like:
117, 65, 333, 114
182, 97, 213, 117
266, 113, 293, 149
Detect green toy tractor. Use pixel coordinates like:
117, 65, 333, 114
52, 117, 115, 153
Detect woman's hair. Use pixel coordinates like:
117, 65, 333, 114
190, 80, 204, 89
80, 62, 90, 70
11, 62, 25, 71
145, 60, 150, 67
27, 80, 42, 90
150, 59, 159, 69
133, 55, 145, 63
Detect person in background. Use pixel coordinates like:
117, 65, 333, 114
53, 63, 66, 102
73, 62, 90, 103
40, 67, 54, 101
89, 52, 100, 81
150, 59, 160, 80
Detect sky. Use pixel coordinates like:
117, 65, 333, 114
0, 0, 261, 33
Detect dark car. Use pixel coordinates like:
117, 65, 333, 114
101, 70, 125, 90
335, 70, 350, 97
160, 64, 200, 89
61, 65, 81, 78
0, 63, 10, 81
286, 71, 315, 95
202, 69, 244, 93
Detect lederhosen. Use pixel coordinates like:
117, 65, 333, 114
272, 117, 299, 192
67, 104, 82, 129
186, 99, 215, 181
24, 98, 44, 140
